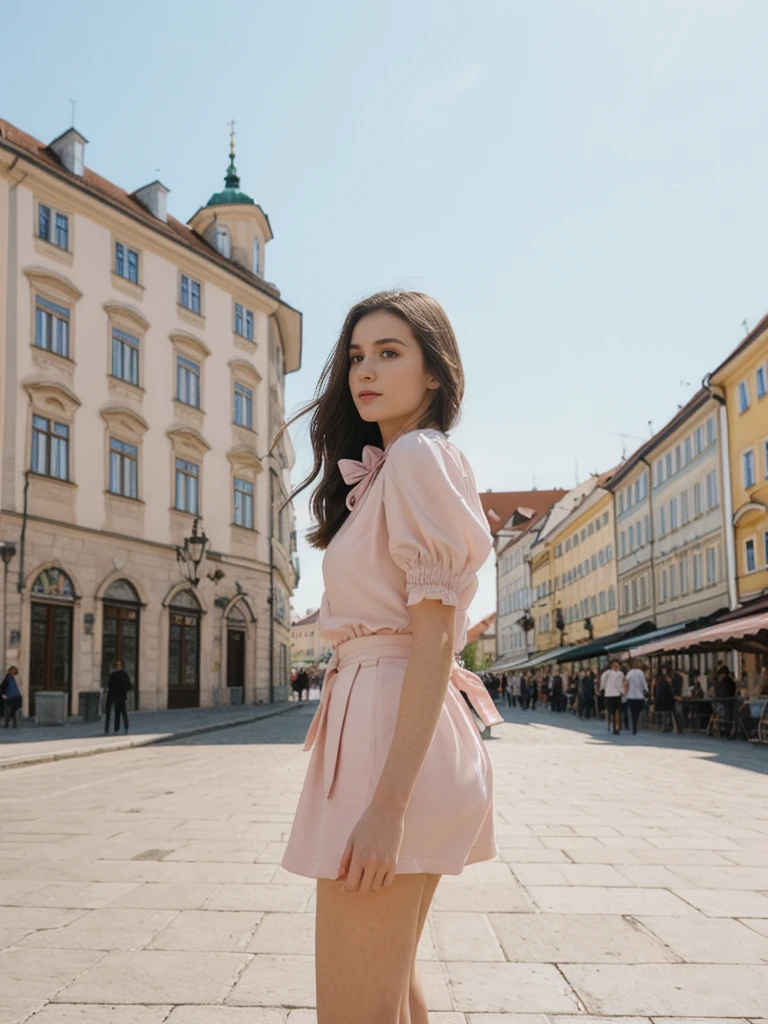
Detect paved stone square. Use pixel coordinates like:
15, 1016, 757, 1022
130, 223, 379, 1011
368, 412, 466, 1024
1, 700, 768, 1022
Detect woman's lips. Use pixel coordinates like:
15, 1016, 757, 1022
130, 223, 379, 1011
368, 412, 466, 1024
359, 393, 381, 401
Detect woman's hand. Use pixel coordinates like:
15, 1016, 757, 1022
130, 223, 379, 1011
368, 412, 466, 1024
336, 801, 405, 894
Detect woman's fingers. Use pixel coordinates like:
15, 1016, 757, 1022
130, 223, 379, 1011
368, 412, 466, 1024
336, 838, 353, 881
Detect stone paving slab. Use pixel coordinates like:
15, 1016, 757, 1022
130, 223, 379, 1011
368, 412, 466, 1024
2, 700, 768, 1021
0, 701, 303, 770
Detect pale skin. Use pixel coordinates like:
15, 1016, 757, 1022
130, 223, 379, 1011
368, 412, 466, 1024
315, 311, 452, 1024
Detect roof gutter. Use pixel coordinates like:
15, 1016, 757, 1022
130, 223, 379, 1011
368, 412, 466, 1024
702, 372, 738, 611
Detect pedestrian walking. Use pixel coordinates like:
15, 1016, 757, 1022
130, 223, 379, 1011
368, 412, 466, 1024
511, 672, 521, 708
1, 666, 22, 728
578, 669, 595, 719
278, 290, 505, 1021
654, 667, 678, 733
104, 660, 132, 734
500, 673, 509, 706
600, 658, 627, 735
625, 659, 649, 735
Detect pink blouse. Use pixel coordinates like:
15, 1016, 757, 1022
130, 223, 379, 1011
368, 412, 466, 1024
319, 428, 493, 652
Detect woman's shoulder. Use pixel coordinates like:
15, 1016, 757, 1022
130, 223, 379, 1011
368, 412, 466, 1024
387, 428, 467, 475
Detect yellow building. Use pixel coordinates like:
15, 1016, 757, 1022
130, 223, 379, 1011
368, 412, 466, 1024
529, 546, 556, 652
549, 475, 618, 648
709, 320, 768, 604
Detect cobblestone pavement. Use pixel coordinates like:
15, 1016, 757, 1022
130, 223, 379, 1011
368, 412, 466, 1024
1, 700, 768, 1023
0, 701, 306, 770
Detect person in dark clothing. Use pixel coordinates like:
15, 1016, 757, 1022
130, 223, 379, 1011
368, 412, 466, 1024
295, 668, 310, 701
578, 671, 595, 719
105, 660, 132, 734
715, 664, 737, 728
1, 666, 22, 728
654, 669, 678, 733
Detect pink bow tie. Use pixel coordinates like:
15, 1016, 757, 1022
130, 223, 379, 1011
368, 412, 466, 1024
338, 444, 386, 510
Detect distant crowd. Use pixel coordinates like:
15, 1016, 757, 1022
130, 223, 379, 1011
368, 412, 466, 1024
478, 659, 768, 738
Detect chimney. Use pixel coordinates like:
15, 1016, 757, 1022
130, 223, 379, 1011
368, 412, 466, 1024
132, 181, 170, 222
48, 128, 87, 177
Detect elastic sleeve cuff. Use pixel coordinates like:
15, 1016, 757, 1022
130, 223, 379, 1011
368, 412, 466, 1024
404, 565, 464, 607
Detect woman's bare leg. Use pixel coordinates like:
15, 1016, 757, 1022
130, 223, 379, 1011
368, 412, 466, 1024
316, 872, 430, 1024
399, 873, 441, 1024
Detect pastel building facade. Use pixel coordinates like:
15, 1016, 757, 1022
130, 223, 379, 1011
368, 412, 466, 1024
0, 119, 302, 716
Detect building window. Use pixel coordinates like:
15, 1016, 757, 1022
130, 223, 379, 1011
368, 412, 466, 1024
180, 274, 202, 315
746, 539, 756, 574
738, 380, 750, 413
684, 437, 692, 463
680, 557, 689, 595
591, 554, 597, 571
177, 356, 201, 408
599, 590, 606, 613
109, 438, 138, 498
588, 522, 594, 536
742, 450, 756, 489
31, 415, 69, 480
693, 552, 703, 591
705, 470, 717, 508
598, 549, 605, 567
233, 383, 253, 428
115, 242, 139, 284
681, 490, 689, 523
695, 427, 703, 455
602, 511, 608, 525
640, 575, 647, 607
215, 226, 230, 258
565, 539, 571, 552
111, 329, 140, 386
606, 543, 613, 561
38, 204, 70, 250
655, 460, 663, 487
757, 365, 767, 400
35, 296, 70, 357
175, 458, 199, 514
669, 497, 678, 531
253, 238, 260, 275
674, 445, 681, 472
618, 493, 624, 515
38, 203, 50, 242
661, 568, 668, 602
234, 477, 254, 529
670, 563, 677, 598
623, 584, 630, 614
659, 506, 666, 536
706, 547, 716, 585
691, 484, 701, 517
621, 531, 626, 557
234, 302, 254, 341
707, 416, 715, 445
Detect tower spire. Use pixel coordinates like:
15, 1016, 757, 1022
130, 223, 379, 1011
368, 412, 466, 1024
224, 118, 240, 189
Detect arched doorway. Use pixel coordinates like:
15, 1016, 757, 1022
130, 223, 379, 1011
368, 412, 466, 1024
226, 603, 247, 699
101, 579, 141, 710
168, 589, 201, 709
29, 567, 75, 716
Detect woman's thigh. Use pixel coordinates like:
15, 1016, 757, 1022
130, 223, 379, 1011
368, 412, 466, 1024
316, 872, 430, 1024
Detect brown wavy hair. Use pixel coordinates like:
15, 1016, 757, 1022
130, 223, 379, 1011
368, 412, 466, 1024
275, 290, 465, 550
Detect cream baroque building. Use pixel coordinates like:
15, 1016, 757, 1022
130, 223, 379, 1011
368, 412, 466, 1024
0, 119, 302, 715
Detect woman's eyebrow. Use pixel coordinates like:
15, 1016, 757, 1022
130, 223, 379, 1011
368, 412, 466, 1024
348, 337, 407, 350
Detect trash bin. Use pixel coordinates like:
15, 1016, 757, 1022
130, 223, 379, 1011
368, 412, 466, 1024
35, 691, 67, 725
228, 686, 244, 706
78, 691, 101, 722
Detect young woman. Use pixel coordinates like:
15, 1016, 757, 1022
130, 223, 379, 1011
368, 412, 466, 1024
279, 291, 504, 1023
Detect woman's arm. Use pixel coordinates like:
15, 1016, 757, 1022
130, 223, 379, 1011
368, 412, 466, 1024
337, 598, 456, 893
371, 598, 456, 813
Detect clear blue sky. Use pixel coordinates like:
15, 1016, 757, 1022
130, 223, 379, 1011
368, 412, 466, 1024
5, 0, 768, 628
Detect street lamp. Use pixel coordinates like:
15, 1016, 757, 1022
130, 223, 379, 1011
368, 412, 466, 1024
176, 518, 209, 587
0, 541, 17, 672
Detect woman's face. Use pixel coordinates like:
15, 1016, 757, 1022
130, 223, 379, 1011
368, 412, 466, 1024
348, 311, 440, 446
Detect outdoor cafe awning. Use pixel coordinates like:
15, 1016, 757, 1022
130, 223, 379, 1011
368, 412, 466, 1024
555, 621, 655, 664
517, 645, 576, 670
603, 620, 694, 653
630, 610, 768, 658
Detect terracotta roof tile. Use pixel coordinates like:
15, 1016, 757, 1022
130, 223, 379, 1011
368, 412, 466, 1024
479, 489, 568, 536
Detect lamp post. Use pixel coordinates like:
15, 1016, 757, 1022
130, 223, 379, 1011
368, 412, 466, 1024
0, 541, 17, 673
175, 518, 209, 587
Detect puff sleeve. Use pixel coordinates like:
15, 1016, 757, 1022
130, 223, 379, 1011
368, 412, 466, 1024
382, 432, 493, 607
